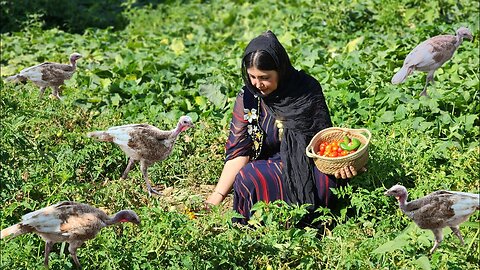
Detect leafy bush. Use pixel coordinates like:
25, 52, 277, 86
1, 0, 479, 269
0, 0, 129, 34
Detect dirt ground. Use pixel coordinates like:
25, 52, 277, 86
155, 184, 233, 213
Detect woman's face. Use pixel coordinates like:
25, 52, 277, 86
247, 67, 279, 96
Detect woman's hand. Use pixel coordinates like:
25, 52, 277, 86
204, 156, 249, 210
205, 190, 226, 206
334, 166, 367, 179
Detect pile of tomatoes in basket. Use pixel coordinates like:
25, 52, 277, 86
317, 136, 361, 158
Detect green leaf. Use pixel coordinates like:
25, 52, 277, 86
1, 65, 19, 76
464, 114, 477, 131
372, 235, 409, 254
379, 111, 395, 123
413, 256, 431, 270
198, 84, 227, 109
345, 36, 364, 53
438, 112, 452, 125
395, 105, 407, 120
404, 8, 416, 22
194, 96, 207, 107
279, 31, 295, 47
170, 38, 186, 55
423, 6, 437, 24
110, 93, 121, 106
356, 108, 369, 119
418, 121, 433, 132
462, 221, 480, 229
100, 78, 111, 90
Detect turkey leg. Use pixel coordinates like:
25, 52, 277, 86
69, 241, 83, 269
51, 86, 62, 100
430, 228, 443, 253
140, 160, 162, 196
420, 70, 435, 97
450, 226, 465, 245
121, 158, 136, 179
39, 86, 47, 98
44, 241, 54, 267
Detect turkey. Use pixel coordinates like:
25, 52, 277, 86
87, 115, 194, 196
391, 27, 473, 96
1, 201, 140, 268
4, 52, 83, 99
385, 184, 479, 253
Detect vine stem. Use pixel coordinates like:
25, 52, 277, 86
466, 227, 479, 253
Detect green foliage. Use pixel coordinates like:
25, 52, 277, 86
1, 0, 479, 269
0, 0, 129, 34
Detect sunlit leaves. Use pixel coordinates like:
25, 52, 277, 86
170, 38, 186, 55
198, 84, 227, 110
1, 0, 479, 269
378, 111, 395, 123
414, 256, 432, 270
345, 36, 364, 53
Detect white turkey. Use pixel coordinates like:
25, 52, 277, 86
5, 52, 83, 99
1, 201, 140, 269
87, 115, 194, 196
385, 184, 479, 253
391, 27, 473, 96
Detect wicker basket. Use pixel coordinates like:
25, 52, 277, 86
306, 127, 371, 175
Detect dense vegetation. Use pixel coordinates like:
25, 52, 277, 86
1, 0, 478, 269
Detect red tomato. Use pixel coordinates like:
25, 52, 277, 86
330, 151, 338, 157
341, 150, 348, 156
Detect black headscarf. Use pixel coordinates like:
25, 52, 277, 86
242, 30, 332, 206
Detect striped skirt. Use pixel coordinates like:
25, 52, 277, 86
232, 158, 339, 224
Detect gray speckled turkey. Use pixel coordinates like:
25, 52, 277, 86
391, 27, 473, 96
1, 201, 140, 269
87, 115, 194, 196
385, 184, 479, 253
5, 53, 83, 99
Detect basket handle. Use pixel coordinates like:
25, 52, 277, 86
353, 128, 371, 144
305, 140, 319, 158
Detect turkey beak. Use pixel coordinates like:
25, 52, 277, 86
384, 190, 395, 197
467, 34, 474, 41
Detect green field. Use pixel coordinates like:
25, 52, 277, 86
1, 0, 479, 269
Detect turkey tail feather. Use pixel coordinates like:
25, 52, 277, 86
1, 224, 25, 239
474, 197, 480, 211
87, 131, 114, 142
391, 66, 411, 84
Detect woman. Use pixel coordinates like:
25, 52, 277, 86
206, 30, 360, 224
